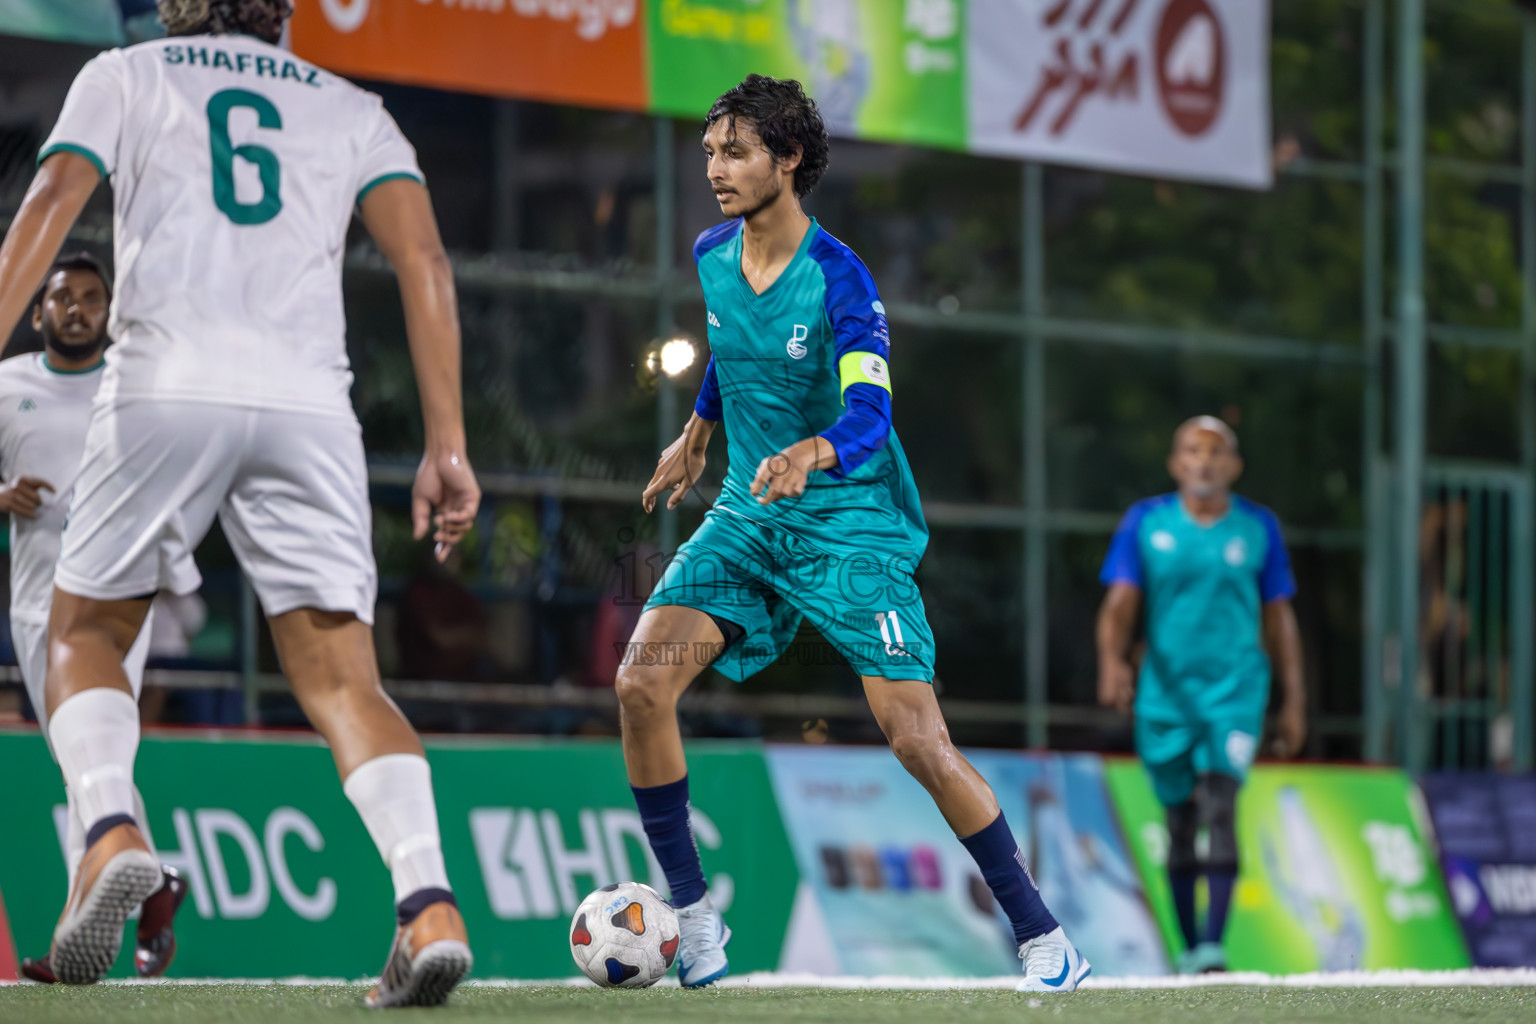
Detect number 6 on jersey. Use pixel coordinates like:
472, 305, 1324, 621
208, 88, 283, 225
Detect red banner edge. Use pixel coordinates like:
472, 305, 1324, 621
0, 882, 19, 982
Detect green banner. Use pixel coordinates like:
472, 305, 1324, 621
1104, 760, 1470, 973
647, 0, 966, 150
0, 0, 124, 45
0, 732, 797, 979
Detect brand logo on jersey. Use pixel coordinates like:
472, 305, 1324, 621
1224, 537, 1248, 567
1150, 530, 1176, 552
787, 324, 809, 359
876, 610, 911, 657
17, 398, 36, 412
707, 310, 721, 328
872, 300, 887, 316
860, 355, 890, 388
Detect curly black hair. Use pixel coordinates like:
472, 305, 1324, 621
158, 0, 292, 44
706, 75, 830, 198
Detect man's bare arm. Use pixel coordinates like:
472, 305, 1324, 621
1096, 583, 1142, 714
359, 179, 463, 454
358, 179, 479, 556
0, 153, 100, 342
1263, 598, 1307, 756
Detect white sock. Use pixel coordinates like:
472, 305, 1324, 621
49, 688, 140, 837
342, 753, 451, 904
67, 784, 162, 898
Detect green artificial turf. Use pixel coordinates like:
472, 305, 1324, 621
1, 984, 1533, 1024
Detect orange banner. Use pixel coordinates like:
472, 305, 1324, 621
289, 0, 648, 112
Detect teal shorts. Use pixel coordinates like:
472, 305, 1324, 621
1135, 711, 1263, 806
644, 508, 935, 683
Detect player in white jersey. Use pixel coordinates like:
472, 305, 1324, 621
0, 2, 481, 1004
0, 253, 188, 984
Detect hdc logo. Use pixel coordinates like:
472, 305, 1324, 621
53, 805, 337, 921
469, 806, 733, 919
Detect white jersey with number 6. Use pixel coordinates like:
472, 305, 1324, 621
40, 34, 422, 417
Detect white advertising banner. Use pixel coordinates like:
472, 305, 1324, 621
968, 0, 1273, 189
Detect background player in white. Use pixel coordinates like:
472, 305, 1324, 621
0, 1, 481, 1004
0, 253, 188, 984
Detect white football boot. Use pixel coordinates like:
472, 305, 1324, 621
674, 893, 731, 988
1017, 926, 1092, 993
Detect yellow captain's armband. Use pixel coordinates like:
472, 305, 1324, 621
838, 351, 892, 396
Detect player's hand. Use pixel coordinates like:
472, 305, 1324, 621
0, 477, 54, 519
412, 448, 480, 562
643, 426, 708, 513
1274, 699, 1307, 758
1098, 658, 1135, 715
750, 439, 821, 506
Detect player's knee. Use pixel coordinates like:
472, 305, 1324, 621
613, 664, 676, 722
1201, 773, 1240, 871
1165, 799, 1200, 874
48, 600, 139, 662
885, 727, 947, 781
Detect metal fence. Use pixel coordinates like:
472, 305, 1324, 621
0, 0, 1533, 768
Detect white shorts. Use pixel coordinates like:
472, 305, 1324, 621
12, 607, 152, 739
55, 401, 377, 624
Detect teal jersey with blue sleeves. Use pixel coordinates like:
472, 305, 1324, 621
645, 217, 937, 683
692, 217, 927, 559
1100, 494, 1296, 723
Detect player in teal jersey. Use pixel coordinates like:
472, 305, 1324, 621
615, 75, 1087, 992
1096, 417, 1306, 974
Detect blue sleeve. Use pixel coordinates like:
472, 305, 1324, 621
693, 355, 722, 421
1258, 508, 1298, 603
810, 235, 893, 476
819, 384, 891, 480
693, 220, 740, 265
689, 223, 737, 423
1100, 505, 1147, 588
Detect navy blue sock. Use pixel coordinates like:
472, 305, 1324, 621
1205, 870, 1236, 944
85, 812, 136, 849
958, 812, 1058, 945
1170, 870, 1199, 950
397, 887, 456, 926
632, 776, 707, 908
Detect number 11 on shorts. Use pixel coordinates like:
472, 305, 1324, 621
877, 610, 909, 657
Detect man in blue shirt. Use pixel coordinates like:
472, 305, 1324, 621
1097, 417, 1306, 974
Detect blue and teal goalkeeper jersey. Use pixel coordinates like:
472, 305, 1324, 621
1099, 494, 1296, 722
691, 218, 928, 559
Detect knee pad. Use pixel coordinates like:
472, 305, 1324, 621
1200, 773, 1240, 872
1165, 799, 1200, 875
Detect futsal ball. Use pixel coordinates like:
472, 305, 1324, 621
569, 882, 680, 988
